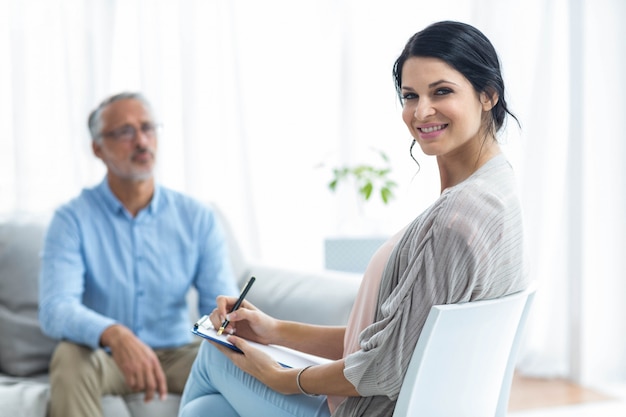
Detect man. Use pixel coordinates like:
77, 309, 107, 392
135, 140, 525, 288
39, 92, 239, 417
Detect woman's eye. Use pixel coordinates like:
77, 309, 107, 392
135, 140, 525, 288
402, 93, 418, 101
435, 88, 453, 95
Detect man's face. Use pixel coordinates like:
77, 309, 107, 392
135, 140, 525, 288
92, 98, 158, 182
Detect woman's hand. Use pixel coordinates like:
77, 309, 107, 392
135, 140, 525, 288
210, 336, 358, 397
209, 295, 279, 345
209, 335, 292, 393
206, 295, 357, 397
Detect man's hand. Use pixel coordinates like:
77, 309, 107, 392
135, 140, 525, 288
100, 324, 167, 402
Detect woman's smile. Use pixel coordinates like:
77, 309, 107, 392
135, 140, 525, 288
417, 123, 448, 139
401, 56, 491, 158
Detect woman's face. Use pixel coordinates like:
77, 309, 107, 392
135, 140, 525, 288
400, 56, 493, 159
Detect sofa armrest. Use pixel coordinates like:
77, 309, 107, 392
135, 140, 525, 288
243, 263, 361, 326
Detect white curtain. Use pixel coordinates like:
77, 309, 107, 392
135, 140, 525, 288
1, 0, 624, 388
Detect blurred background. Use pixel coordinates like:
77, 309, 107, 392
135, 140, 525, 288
1, 0, 624, 393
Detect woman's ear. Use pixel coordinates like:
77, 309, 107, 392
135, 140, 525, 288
480, 89, 499, 112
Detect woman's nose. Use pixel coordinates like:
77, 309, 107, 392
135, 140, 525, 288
414, 99, 435, 120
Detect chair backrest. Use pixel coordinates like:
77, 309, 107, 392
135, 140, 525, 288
392, 287, 536, 417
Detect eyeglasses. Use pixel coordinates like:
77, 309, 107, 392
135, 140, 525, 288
101, 122, 162, 142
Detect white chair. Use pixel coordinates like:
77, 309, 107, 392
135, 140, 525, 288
393, 286, 536, 417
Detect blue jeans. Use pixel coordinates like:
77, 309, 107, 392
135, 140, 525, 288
178, 341, 332, 417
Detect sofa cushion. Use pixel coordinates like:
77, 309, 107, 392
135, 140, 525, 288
0, 219, 58, 376
101, 395, 133, 417
0, 375, 49, 417
246, 263, 360, 326
124, 393, 182, 417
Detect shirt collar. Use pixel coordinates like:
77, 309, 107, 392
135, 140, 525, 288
96, 176, 162, 218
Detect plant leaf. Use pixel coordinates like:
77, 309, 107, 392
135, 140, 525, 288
327, 149, 397, 205
381, 187, 393, 204
361, 182, 373, 200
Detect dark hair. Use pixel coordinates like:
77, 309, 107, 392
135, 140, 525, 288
88, 92, 154, 142
393, 21, 518, 134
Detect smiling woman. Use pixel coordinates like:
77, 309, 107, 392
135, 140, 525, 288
400, 57, 497, 165
175, 20, 529, 417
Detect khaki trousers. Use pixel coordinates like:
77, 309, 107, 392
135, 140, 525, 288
48, 340, 200, 417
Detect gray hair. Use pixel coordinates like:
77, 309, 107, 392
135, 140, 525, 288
88, 92, 154, 141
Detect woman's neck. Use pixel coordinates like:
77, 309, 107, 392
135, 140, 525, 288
437, 142, 501, 192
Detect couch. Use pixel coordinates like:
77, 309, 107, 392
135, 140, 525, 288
0, 208, 361, 417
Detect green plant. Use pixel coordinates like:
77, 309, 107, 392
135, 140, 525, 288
328, 150, 397, 204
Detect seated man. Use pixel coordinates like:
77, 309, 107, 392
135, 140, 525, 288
38, 92, 239, 417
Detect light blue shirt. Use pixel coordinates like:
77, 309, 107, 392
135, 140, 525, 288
39, 178, 239, 350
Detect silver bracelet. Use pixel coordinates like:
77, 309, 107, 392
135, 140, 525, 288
296, 365, 319, 397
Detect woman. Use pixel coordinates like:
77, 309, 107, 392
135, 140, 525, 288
178, 20, 528, 417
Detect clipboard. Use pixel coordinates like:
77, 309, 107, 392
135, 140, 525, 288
192, 315, 330, 369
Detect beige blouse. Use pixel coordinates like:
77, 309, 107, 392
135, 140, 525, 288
328, 226, 407, 412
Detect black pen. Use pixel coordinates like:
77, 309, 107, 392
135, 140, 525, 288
217, 276, 256, 335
